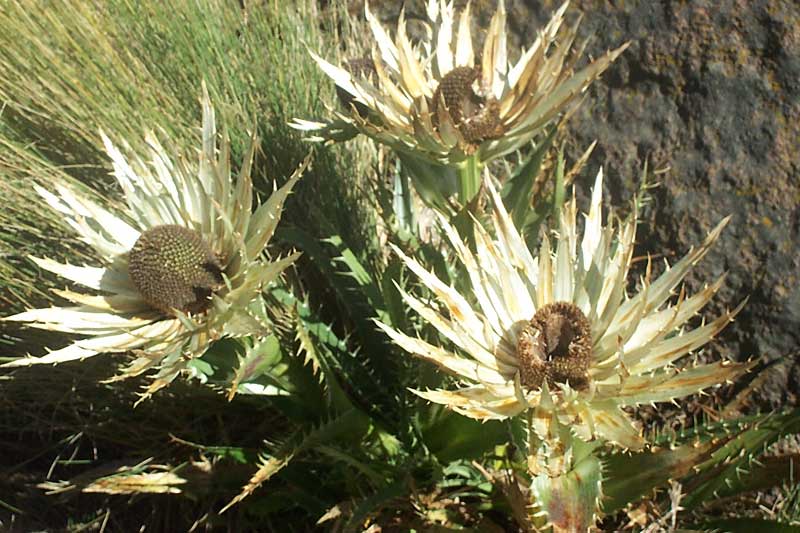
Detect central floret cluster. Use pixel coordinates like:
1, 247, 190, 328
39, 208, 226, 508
431, 66, 504, 149
517, 302, 592, 391
128, 224, 223, 315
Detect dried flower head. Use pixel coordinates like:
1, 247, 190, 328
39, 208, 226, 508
378, 170, 750, 450
2, 87, 308, 399
293, 0, 628, 164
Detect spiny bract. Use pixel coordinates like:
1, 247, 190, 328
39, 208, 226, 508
293, 0, 628, 165
2, 87, 308, 400
377, 170, 751, 450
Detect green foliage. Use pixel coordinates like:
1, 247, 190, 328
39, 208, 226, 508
0, 0, 794, 531
500, 127, 558, 231
603, 408, 800, 515
421, 407, 506, 464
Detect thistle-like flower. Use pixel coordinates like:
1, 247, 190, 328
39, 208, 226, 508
2, 88, 307, 398
293, 0, 628, 165
378, 171, 750, 450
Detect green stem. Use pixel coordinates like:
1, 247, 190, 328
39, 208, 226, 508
457, 155, 482, 204
523, 410, 605, 532
397, 167, 414, 232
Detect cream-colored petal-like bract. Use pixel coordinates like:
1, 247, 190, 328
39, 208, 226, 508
380, 169, 750, 450
294, 1, 629, 165
2, 87, 306, 400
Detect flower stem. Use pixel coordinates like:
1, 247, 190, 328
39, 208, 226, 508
393, 166, 414, 233
457, 155, 482, 204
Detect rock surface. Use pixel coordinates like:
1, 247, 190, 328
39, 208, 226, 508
374, 0, 800, 407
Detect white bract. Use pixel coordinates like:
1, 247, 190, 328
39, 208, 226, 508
3, 88, 307, 399
378, 170, 749, 449
293, 0, 628, 165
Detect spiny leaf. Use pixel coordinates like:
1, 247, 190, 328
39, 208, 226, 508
273, 288, 348, 352
500, 127, 557, 229
421, 407, 506, 463
343, 478, 408, 532
604, 408, 800, 513
294, 306, 325, 381
523, 148, 567, 248
170, 434, 256, 465
221, 408, 370, 513
228, 335, 285, 400
220, 452, 295, 513
701, 453, 800, 502
276, 226, 385, 349
325, 233, 389, 324
379, 255, 410, 331
292, 304, 354, 412
396, 152, 457, 212
603, 436, 721, 514
36, 458, 198, 496
271, 286, 354, 411
682, 408, 800, 508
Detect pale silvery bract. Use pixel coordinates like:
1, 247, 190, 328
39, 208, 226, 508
293, 0, 628, 165
378, 170, 750, 450
2, 88, 307, 399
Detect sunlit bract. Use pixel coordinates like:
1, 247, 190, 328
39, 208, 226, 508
2, 88, 307, 399
293, 0, 628, 165
378, 171, 749, 449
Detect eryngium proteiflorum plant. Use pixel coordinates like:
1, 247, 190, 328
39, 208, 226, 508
293, 0, 627, 166
2, 87, 307, 399
380, 169, 748, 448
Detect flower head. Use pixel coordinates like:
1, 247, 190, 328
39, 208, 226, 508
2, 87, 307, 399
293, 0, 628, 165
378, 171, 750, 450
